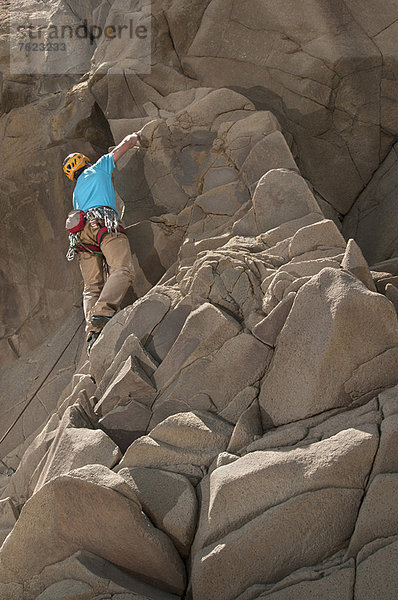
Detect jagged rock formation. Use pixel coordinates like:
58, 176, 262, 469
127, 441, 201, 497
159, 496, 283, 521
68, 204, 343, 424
2, 0, 398, 371
1, 1, 398, 599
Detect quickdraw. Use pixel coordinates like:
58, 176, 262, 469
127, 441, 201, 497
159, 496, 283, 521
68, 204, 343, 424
86, 206, 120, 235
66, 233, 103, 261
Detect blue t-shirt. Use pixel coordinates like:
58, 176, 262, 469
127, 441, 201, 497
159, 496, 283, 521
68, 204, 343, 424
73, 153, 117, 212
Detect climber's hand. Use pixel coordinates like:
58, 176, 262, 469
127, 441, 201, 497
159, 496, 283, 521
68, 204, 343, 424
124, 133, 140, 148
112, 131, 141, 163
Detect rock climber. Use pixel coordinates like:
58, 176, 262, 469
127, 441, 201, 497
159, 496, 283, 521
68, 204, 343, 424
63, 131, 142, 355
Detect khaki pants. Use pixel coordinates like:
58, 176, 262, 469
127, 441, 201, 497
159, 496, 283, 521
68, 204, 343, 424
77, 220, 134, 335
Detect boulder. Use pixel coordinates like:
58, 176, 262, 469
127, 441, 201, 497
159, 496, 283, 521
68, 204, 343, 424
224, 111, 282, 168
153, 302, 241, 391
227, 401, 262, 454
116, 291, 174, 353
0, 465, 186, 595
33, 404, 121, 494
194, 427, 377, 551
153, 333, 272, 422
57, 373, 97, 415
89, 317, 129, 383
252, 292, 296, 347
168, 88, 255, 131
118, 467, 198, 557
96, 333, 158, 398
98, 399, 152, 452
196, 182, 248, 217
95, 355, 157, 417
288, 219, 346, 260
344, 347, 398, 402
259, 268, 398, 426
244, 423, 309, 454
145, 298, 191, 362
341, 239, 377, 292
190, 488, 362, 600
25, 549, 181, 600
260, 213, 324, 248
305, 398, 381, 444
240, 131, 298, 190
1, 413, 59, 507
252, 169, 322, 234
88, 289, 176, 384
219, 386, 259, 425
116, 411, 233, 471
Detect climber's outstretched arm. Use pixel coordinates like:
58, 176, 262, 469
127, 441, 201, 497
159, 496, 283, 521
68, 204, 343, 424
112, 131, 142, 163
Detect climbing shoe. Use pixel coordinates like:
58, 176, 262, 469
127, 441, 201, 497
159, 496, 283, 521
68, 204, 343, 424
87, 331, 100, 356
89, 314, 112, 331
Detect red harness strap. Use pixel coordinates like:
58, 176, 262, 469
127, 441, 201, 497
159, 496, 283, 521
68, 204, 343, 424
74, 242, 102, 254
73, 226, 127, 256
96, 225, 127, 246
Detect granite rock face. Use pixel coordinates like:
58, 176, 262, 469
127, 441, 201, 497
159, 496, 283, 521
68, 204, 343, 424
1, 1, 398, 599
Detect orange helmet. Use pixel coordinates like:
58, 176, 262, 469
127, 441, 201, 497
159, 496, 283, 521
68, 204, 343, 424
63, 153, 91, 181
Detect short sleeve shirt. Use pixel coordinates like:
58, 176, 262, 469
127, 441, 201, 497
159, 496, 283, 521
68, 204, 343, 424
73, 153, 117, 212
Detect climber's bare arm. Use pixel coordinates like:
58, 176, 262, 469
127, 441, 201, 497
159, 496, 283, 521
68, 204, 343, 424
112, 131, 142, 163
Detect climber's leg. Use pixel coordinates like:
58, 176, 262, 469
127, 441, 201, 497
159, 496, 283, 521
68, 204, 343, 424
78, 251, 105, 333
88, 232, 135, 329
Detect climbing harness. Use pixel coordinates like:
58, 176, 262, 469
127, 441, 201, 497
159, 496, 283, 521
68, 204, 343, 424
0, 317, 85, 475
65, 207, 126, 261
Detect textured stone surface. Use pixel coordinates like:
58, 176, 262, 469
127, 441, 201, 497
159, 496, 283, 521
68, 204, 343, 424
191, 488, 362, 600
153, 302, 241, 391
252, 169, 322, 234
152, 333, 272, 424
355, 538, 398, 600
116, 411, 233, 472
2, 1, 398, 597
0, 497, 18, 547
183, 0, 397, 214
119, 467, 198, 557
0, 465, 186, 595
95, 354, 157, 416
385, 283, 398, 312
0, 413, 59, 507
347, 474, 398, 558
244, 559, 355, 600
25, 550, 181, 600
0, 310, 85, 462
252, 292, 295, 347
227, 401, 262, 454
344, 142, 398, 264
33, 403, 121, 493
259, 268, 398, 426
98, 399, 152, 452
341, 239, 377, 292
194, 427, 377, 553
